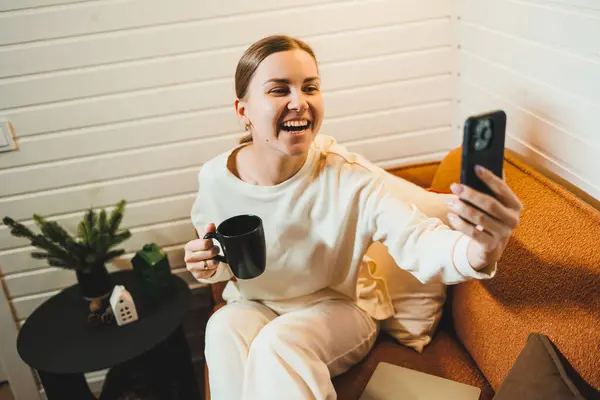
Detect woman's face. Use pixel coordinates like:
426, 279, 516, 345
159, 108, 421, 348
236, 49, 324, 157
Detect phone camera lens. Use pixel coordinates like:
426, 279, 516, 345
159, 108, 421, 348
483, 128, 492, 140
474, 139, 486, 151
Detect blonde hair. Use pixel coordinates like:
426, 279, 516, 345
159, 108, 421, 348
235, 35, 318, 144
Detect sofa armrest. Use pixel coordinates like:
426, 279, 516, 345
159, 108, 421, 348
387, 161, 441, 189
211, 281, 228, 306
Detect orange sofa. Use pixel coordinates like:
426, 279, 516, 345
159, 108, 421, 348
204, 148, 600, 399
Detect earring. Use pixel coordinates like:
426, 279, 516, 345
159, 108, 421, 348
244, 122, 251, 131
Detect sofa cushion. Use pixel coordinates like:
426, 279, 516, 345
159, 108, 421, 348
332, 330, 494, 400
431, 148, 600, 393
365, 242, 445, 353
493, 333, 596, 400
362, 172, 457, 352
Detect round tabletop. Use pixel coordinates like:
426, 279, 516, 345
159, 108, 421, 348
17, 270, 191, 374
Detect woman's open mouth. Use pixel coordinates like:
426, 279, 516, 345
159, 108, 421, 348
279, 119, 311, 135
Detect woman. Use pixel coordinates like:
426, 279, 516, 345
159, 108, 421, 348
185, 35, 522, 400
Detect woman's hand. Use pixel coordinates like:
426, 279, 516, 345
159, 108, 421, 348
185, 223, 221, 280
445, 165, 523, 270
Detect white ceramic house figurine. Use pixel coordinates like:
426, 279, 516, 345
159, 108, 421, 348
109, 285, 139, 326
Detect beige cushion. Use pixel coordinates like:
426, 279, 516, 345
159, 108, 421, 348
365, 173, 454, 352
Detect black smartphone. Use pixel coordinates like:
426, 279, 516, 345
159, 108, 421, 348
460, 110, 506, 198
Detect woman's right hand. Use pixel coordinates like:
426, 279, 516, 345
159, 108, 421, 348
185, 223, 221, 280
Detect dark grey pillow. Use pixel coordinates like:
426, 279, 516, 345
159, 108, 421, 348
494, 333, 599, 400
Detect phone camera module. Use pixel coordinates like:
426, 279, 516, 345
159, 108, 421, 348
474, 118, 493, 151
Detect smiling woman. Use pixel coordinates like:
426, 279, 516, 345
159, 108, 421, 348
227, 36, 325, 187
185, 34, 522, 400
236, 49, 322, 154
233, 35, 322, 146
233, 42, 324, 188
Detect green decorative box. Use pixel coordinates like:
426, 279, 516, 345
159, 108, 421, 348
131, 243, 173, 302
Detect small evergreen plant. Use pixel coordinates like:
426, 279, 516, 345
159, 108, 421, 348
3, 200, 131, 272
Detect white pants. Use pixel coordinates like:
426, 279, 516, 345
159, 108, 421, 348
205, 299, 379, 400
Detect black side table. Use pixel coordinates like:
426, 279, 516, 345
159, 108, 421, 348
17, 270, 200, 400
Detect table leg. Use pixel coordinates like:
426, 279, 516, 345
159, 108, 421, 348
159, 325, 201, 399
38, 370, 96, 400
98, 325, 200, 399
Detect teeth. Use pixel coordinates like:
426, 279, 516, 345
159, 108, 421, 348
283, 119, 309, 128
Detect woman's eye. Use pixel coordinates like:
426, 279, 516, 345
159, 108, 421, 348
269, 87, 288, 95
304, 85, 319, 93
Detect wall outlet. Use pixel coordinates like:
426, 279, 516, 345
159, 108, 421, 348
0, 119, 18, 153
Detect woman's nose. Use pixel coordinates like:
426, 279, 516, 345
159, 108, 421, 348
287, 92, 308, 112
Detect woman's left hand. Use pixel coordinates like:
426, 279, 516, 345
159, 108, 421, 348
445, 165, 523, 270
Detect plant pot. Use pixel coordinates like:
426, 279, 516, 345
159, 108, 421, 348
76, 265, 113, 300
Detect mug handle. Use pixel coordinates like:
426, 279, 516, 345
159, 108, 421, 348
203, 232, 227, 264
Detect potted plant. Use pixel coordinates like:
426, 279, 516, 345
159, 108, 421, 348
2, 200, 131, 301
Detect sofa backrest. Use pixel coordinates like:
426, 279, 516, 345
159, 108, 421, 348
430, 148, 600, 392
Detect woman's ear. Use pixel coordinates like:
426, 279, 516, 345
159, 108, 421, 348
235, 99, 252, 134
234, 99, 248, 123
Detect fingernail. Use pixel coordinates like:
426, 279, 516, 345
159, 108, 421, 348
450, 183, 463, 195
447, 212, 457, 221
475, 165, 485, 175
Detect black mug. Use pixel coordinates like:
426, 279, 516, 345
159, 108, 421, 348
204, 214, 266, 280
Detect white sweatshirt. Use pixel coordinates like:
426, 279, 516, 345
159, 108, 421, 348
190, 135, 495, 317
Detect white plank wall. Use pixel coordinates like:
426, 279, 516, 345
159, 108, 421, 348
0, 0, 455, 395
455, 0, 600, 202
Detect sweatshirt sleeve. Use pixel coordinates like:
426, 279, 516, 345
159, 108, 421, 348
190, 168, 233, 284
364, 170, 496, 285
